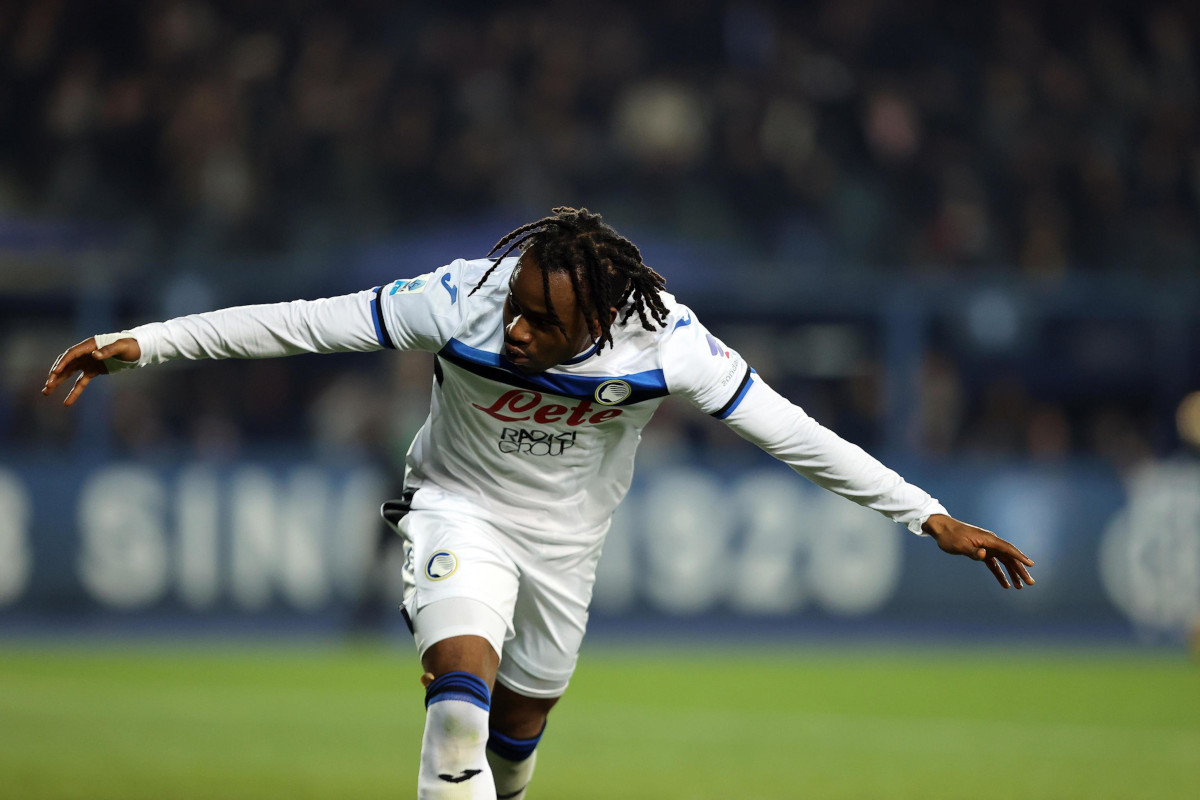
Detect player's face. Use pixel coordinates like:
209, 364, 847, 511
502, 254, 596, 374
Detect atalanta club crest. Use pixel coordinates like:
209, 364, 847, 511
594, 380, 632, 405
425, 551, 458, 581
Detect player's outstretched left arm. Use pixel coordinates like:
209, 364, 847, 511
42, 336, 141, 406
921, 514, 1035, 589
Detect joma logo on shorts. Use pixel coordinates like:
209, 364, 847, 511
499, 428, 577, 456
473, 390, 623, 426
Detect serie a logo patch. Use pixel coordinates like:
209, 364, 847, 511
425, 551, 458, 581
388, 274, 431, 295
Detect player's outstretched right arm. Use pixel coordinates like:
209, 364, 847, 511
40, 288, 385, 407
41, 261, 477, 407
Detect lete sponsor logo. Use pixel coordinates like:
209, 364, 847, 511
473, 389, 624, 426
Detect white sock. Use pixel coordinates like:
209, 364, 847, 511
419, 673, 495, 799
486, 725, 544, 799
487, 748, 537, 800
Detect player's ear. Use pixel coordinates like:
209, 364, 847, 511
590, 308, 618, 341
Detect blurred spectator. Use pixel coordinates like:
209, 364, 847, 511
913, 352, 965, 456
1087, 406, 1155, 472
0, 0, 1196, 272
966, 374, 1033, 457
1026, 402, 1071, 461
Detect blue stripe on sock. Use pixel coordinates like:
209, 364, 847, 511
487, 724, 544, 762
425, 671, 491, 712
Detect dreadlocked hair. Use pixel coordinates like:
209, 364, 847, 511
469, 207, 669, 352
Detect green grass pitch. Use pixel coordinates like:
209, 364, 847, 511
0, 641, 1196, 798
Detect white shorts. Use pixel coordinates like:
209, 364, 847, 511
397, 502, 607, 699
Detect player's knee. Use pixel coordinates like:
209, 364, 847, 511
421, 629, 502, 685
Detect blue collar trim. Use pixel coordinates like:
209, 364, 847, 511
561, 341, 600, 365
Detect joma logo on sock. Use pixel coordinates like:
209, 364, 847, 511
439, 769, 482, 783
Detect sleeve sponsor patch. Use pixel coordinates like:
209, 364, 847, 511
706, 332, 732, 358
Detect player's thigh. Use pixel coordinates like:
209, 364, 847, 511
402, 510, 521, 660
497, 533, 605, 698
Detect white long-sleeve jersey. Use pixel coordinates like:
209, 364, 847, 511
105, 257, 946, 542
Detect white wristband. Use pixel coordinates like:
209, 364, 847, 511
93, 331, 141, 372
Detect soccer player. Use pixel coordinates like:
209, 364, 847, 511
43, 207, 1035, 799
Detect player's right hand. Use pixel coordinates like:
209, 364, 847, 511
922, 514, 1035, 589
41, 336, 141, 406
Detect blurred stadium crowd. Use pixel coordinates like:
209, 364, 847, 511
2, 0, 1199, 269
2, 0, 1197, 470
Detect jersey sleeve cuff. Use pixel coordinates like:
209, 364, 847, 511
92, 331, 142, 372
906, 502, 949, 536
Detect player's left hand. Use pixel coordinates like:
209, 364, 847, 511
921, 514, 1035, 589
